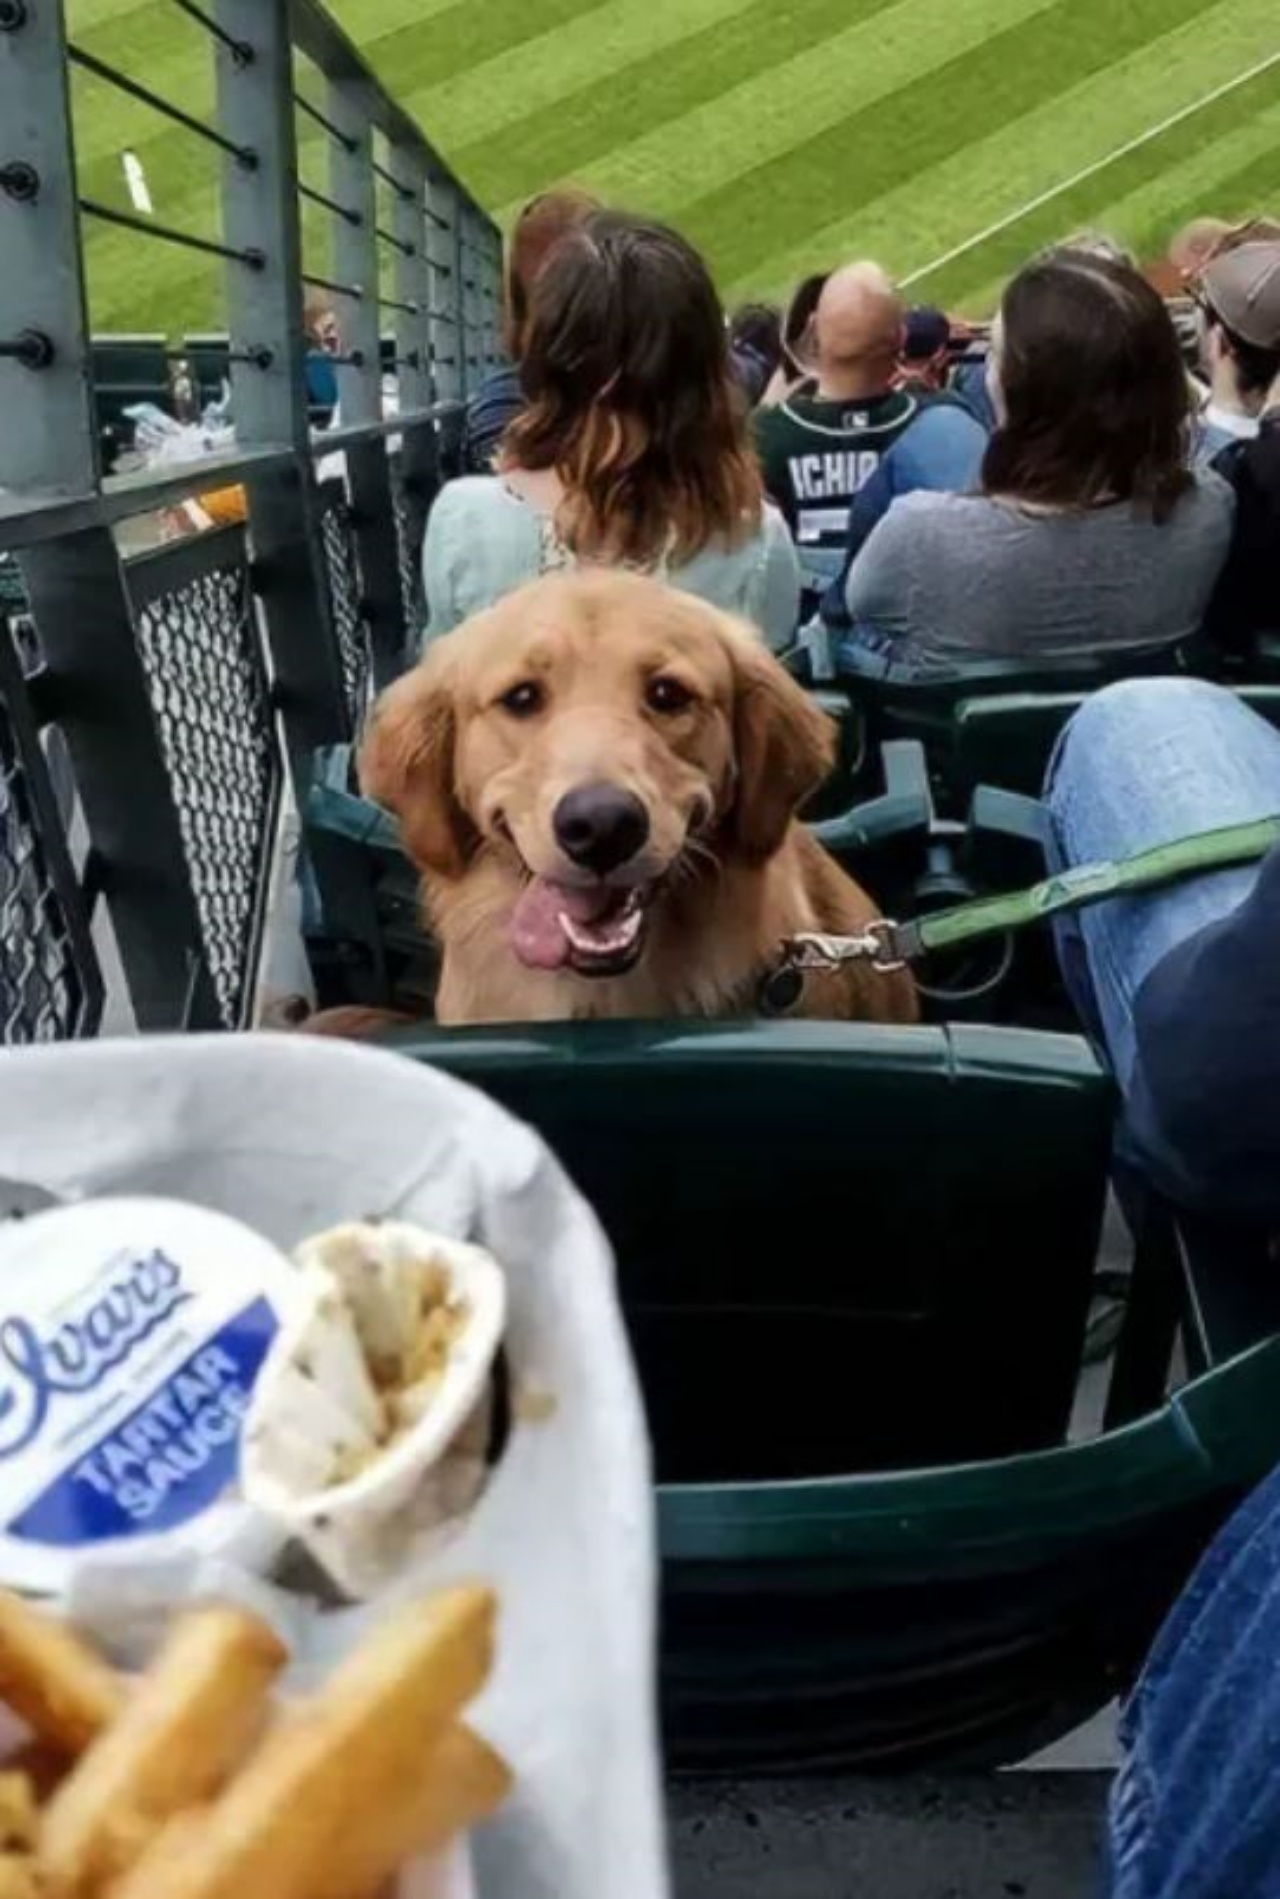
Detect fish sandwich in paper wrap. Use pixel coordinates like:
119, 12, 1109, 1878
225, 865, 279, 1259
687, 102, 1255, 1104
0, 1033, 666, 1899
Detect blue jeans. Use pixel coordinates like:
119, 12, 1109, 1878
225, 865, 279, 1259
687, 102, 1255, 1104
1045, 678, 1280, 1095
1109, 1455, 1280, 1899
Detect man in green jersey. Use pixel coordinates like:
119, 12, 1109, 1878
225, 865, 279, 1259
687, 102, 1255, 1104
754, 262, 986, 610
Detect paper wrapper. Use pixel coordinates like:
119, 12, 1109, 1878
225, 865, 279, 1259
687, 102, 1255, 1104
0, 1034, 667, 1899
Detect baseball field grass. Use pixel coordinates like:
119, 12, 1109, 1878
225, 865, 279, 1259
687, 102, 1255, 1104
69, 0, 1280, 332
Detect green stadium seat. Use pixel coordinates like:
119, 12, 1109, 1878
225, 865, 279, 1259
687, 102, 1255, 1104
399, 1019, 1110, 1478
826, 640, 1202, 811
387, 1018, 1280, 1769
953, 684, 1280, 803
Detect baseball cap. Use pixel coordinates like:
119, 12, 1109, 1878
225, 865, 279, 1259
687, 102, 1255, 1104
902, 305, 951, 360
1201, 239, 1280, 349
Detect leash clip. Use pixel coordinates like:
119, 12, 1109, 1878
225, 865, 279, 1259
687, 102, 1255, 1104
780, 919, 907, 975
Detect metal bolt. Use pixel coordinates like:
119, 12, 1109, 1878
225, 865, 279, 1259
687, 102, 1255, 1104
0, 161, 38, 203
0, 330, 55, 368
0, 1, 28, 29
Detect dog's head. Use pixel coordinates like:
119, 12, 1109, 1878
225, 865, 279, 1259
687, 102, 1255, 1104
360, 570, 833, 978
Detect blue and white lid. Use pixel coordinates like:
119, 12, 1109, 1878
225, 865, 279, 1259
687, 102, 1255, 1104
0, 1196, 305, 1592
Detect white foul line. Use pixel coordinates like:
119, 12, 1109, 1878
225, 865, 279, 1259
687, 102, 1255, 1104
901, 45, 1280, 289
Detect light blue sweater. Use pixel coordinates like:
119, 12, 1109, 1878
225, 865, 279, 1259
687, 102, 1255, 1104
420, 477, 801, 652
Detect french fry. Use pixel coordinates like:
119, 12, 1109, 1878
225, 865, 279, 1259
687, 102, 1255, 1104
0, 1857, 38, 1899
6, 1739, 71, 1804
0, 1592, 125, 1756
317, 1723, 511, 1899
0, 1775, 37, 1854
39, 1604, 287, 1897
109, 1587, 495, 1899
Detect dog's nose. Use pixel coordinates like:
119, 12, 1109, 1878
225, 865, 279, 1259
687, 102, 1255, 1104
553, 783, 650, 874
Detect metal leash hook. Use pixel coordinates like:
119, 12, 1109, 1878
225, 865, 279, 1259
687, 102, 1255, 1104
780, 919, 908, 974
758, 921, 908, 1015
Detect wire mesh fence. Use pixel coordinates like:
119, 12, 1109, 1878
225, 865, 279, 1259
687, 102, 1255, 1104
0, 622, 102, 1044
317, 478, 372, 732
127, 528, 281, 1028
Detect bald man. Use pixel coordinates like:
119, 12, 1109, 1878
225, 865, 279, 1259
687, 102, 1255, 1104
753, 261, 986, 613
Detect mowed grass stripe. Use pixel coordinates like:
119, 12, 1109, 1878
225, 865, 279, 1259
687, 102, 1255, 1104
945, 96, 1280, 313
486, 0, 1055, 229
454, 0, 902, 209
72, 12, 218, 167
345, 0, 620, 102
682, 0, 1226, 283
732, 0, 1277, 300
957, 120, 1280, 312
409, 0, 757, 156
926, 67, 1280, 306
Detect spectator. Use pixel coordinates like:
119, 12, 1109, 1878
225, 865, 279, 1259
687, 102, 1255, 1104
755, 263, 986, 611
758, 270, 827, 407
896, 306, 951, 393
422, 212, 800, 651
1204, 357, 1280, 657
838, 252, 1233, 678
951, 346, 997, 430
462, 189, 598, 474
1046, 677, 1280, 1223
303, 295, 341, 426
1193, 236, 1280, 458
1167, 215, 1233, 288
728, 302, 782, 407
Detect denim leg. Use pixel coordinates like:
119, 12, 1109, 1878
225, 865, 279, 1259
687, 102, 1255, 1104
1045, 679, 1280, 1094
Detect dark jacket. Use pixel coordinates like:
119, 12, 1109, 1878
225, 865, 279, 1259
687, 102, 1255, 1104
462, 365, 523, 474
1128, 842, 1280, 1220
1204, 414, 1280, 654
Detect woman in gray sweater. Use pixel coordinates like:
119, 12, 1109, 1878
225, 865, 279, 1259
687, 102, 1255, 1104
839, 251, 1233, 679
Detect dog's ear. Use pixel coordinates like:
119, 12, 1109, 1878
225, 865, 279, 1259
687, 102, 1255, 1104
725, 630, 836, 861
358, 646, 477, 879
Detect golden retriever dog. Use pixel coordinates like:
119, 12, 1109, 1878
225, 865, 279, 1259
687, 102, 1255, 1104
359, 571, 917, 1026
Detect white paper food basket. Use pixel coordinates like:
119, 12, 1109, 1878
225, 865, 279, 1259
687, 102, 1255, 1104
0, 1034, 667, 1899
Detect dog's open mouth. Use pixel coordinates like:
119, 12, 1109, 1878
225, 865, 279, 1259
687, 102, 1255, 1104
510, 878, 649, 977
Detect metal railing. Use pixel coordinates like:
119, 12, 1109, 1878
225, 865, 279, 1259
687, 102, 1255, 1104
0, 0, 503, 1040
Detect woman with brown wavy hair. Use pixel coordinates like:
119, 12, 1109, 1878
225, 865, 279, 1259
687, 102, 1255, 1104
423, 211, 800, 650
462, 188, 598, 472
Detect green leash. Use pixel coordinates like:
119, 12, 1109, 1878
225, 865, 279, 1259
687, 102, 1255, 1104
770, 815, 1280, 1003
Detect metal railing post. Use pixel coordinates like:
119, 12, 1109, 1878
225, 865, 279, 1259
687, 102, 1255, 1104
18, 528, 218, 1029
427, 173, 464, 468
328, 78, 406, 690
452, 190, 470, 401
214, 0, 349, 761
390, 139, 439, 647
0, 0, 98, 496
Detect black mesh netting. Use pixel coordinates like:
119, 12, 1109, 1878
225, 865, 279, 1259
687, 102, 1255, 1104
390, 463, 424, 646
318, 485, 371, 729
133, 559, 279, 1027
0, 699, 89, 1043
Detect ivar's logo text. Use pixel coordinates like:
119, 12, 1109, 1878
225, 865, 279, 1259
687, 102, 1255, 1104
0, 1250, 193, 1459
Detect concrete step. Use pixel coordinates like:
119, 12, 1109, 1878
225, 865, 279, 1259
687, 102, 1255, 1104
670, 1771, 1109, 1898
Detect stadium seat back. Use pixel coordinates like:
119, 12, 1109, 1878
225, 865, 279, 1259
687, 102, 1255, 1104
400, 1020, 1110, 1482
658, 1330, 1280, 1769
954, 684, 1280, 802
396, 1020, 1280, 1771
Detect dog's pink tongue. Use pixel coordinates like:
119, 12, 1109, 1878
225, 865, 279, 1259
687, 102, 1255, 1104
510, 879, 613, 970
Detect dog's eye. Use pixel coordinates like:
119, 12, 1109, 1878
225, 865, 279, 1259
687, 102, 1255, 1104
646, 676, 693, 715
498, 681, 543, 718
